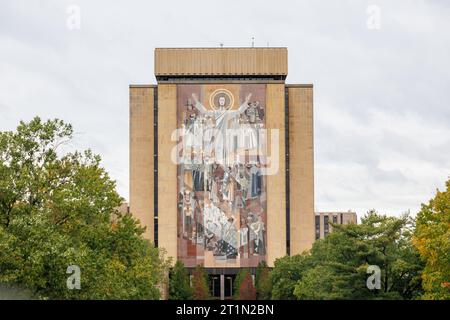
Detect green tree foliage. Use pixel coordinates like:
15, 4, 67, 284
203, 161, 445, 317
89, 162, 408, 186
169, 261, 193, 300
291, 211, 423, 300
255, 261, 272, 300
269, 254, 312, 299
413, 179, 450, 300
0, 117, 170, 299
236, 269, 256, 300
191, 265, 210, 300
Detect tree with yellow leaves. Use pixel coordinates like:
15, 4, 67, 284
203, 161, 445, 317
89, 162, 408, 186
413, 178, 450, 300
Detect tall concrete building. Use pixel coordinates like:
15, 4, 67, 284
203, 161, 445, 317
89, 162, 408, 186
130, 48, 314, 298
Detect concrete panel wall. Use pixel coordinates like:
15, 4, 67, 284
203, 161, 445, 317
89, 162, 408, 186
157, 84, 178, 262
129, 86, 155, 240
155, 48, 288, 76
288, 86, 315, 254
265, 84, 287, 266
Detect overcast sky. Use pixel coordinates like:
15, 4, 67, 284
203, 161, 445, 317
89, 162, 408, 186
1, 0, 449, 218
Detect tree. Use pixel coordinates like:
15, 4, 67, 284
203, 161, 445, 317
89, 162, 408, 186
0, 117, 170, 299
235, 269, 256, 300
191, 265, 210, 300
269, 254, 312, 299
413, 179, 450, 300
293, 265, 337, 300
169, 261, 193, 300
292, 211, 423, 300
255, 261, 272, 300
233, 267, 248, 299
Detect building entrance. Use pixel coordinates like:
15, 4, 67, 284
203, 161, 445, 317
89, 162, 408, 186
209, 274, 236, 300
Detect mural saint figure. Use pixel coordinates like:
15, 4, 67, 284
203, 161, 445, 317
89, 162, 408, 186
191, 92, 252, 165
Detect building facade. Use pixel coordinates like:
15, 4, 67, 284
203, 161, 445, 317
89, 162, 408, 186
130, 48, 314, 298
315, 211, 357, 240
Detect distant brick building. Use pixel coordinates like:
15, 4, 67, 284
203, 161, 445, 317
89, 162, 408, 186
314, 211, 357, 240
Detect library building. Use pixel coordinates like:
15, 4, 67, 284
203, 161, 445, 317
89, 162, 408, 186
130, 47, 314, 299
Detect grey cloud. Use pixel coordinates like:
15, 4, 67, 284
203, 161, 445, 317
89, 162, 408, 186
0, 0, 449, 217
